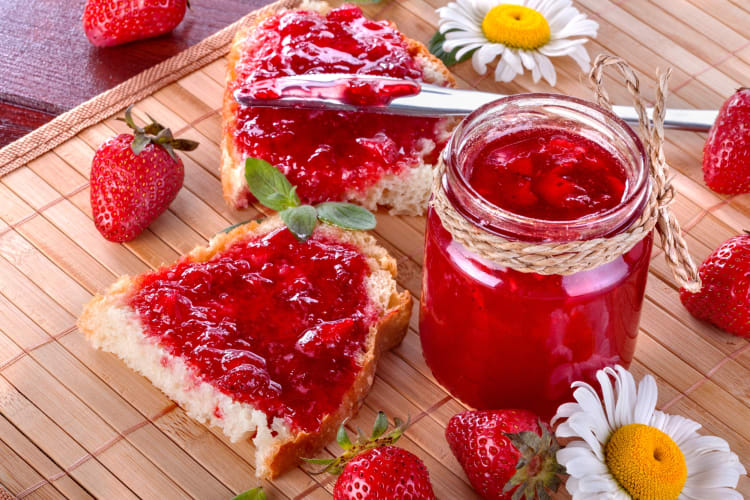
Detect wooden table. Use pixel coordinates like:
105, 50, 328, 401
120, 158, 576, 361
0, 0, 272, 147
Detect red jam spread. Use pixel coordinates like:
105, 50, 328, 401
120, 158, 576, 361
230, 5, 447, 204
420, 126, 651, 418
467, 129, 627, 220
241, 76, 421, 106
129, 228, 376, 433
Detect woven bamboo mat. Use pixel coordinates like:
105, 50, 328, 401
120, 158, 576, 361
1, 0, 749, 498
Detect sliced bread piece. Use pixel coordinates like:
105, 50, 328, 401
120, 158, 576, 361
221, 0, 457, 215
78, 216, 411, 479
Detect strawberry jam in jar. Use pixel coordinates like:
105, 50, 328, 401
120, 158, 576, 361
420, 94, 652, 418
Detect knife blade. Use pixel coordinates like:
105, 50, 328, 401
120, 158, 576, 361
234, 73, 717, 131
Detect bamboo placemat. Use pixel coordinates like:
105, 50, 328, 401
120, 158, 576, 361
1, 0, 749, 498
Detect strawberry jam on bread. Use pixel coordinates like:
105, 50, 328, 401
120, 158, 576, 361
78, 216, 411, 478
221, 1, 456, 214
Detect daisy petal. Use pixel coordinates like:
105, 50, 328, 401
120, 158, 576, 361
567, 45, 592, 73
570, 385, 610, 443
538, 38, 587, 56
651, 411, 701, 446
685, 452, 745, 479
552, 402, 580, 427
532, 51, 557, 86
596, 368, 616, 433
559, 449, 609, 477
493, 48, 522, 82
440, 22, 483, 36
576, 473, 620, 493
443, 38, 482, 52
546, 3, 578, 33
530, 64, 542, 83
519, 50, 536, 70
685, 464, 745, 488
553, 14, 599, 39
612, 365, 636, 427
632, 374, 657, 424
681, 487, 745, 500
471, 43, 503, 74
566, 412, 606, 460
683, 435, 733, 457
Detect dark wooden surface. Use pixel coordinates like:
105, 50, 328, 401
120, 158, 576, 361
0, 0, 273, 148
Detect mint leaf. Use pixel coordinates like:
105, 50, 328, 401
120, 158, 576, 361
244, 159, 377, 240
232, 487, 266, 500
428, 30, 476, 67
317, 202, 376, 230
244, 157, 299, 211
280, 205, 318, 241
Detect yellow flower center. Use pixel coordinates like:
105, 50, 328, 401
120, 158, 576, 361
481, 4, 551, 50
605, 424, 687, 500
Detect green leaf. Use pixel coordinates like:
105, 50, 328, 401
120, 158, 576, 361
336, 424, 353, 450
280, 205, 317, 241
427, 30, 477, 67
316, 202, 376, 231
370, 411, 388, 439
244, 158, 299, 211
232, 487, 266, 500
288, 185, 301, 207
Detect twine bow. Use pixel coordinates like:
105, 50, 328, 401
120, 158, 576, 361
431, 54, 702, 292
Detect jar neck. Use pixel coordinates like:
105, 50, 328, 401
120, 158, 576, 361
442, 93, 650, 243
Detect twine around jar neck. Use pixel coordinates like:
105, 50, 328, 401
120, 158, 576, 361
430, 54, 702, 293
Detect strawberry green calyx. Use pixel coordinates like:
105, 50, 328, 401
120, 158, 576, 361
304, 411, 409, 475
503, 420, 566, 500
117, 105, 199, 160
231, 486, 265, 500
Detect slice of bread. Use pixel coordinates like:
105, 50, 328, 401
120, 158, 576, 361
78, 216, 412, 479
221, 0, 457, 215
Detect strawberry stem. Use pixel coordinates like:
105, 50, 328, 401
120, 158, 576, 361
502, 419, 566, 500
303, 412, 409, 475
117, 105, 199, 160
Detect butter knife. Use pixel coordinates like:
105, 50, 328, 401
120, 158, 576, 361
234, 73, 717, 132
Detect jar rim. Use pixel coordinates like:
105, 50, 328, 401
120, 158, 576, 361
443, 93, 650, 242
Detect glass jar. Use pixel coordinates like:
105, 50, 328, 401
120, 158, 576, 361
419, 94, 652, 418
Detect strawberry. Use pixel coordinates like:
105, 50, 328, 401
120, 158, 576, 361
90, 106, 198, 242
334, 446, 434, 500
446, 409, 565, 500
83, 0, 189, 47
680, 233, 750, 338
306, 412, 435, 500
702, 88, 750, 194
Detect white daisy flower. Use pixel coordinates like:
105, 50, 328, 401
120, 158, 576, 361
437, 0, 598, 86
552, 365, 746, 499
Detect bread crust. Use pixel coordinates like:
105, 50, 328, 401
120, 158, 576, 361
78, 216, 411, 478
220, 1, 456, 212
